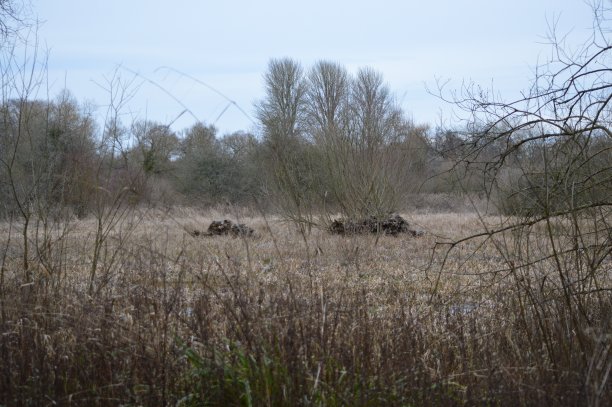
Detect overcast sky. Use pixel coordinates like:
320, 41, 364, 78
32, 0, 596, 135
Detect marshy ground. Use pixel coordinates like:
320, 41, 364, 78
0, 207, 609, 406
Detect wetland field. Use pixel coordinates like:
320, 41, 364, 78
0, 207, 609, 406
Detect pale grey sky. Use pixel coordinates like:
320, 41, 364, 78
32, 0, 596, 135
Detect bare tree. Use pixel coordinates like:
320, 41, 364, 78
257, 58, 306, 146
0, 26, 48, 281
257, 59, 430, 226
345, 67, 410, 218
305, 63, 425, 220
0, 0, 31, 44
85, 68, 150, 295
304, 61, 351, 217
256, 58, 317, 231
306, 60, 349, 136
432, 3, 611, 404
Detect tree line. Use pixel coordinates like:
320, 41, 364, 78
1, 0, 610, 226
0, 58, 464, 222
2, 62, 610, 223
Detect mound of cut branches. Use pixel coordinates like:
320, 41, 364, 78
190, 220, 254, 238
329, 214, 423, 237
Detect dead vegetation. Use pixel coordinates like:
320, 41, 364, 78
0, 209, 609, 406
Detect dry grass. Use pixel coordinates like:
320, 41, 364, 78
0, 207, 610, 406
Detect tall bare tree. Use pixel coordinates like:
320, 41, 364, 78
305, 63, 425, 220
256, 58, 317, 230
257, 59, 431, 225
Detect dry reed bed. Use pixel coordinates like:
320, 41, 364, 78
0, 209, 609, 405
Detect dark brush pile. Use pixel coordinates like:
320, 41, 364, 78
207, 220, 234, 235
329, 214, 423, 237
191, 220, 254, 237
